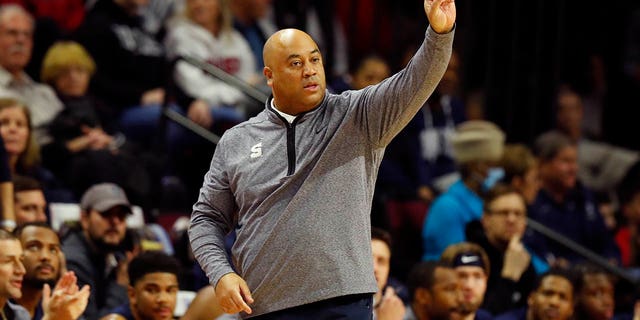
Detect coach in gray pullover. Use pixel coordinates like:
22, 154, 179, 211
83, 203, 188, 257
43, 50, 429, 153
189, 1, 456, 318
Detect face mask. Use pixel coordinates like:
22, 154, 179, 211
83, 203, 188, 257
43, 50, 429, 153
482, 167, 505, 191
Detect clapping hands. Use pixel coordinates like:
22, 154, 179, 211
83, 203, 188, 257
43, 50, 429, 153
41, 271, 91, 320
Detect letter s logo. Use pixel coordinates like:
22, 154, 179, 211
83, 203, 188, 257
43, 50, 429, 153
250, 143, 262, 158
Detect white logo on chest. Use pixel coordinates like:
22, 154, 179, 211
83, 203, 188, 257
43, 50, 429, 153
250, 143, 263, 158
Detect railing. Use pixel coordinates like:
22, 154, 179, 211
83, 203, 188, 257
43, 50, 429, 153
526, 217, 640, 286
161, 56, 270, 145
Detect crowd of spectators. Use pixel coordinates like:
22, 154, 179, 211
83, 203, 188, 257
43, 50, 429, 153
0, 0, 639, 319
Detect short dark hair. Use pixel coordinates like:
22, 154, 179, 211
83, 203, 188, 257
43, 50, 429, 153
482, 183, 525, 213
12, 175, 43, 193
532, 268, 576, 294
14, 221, 56, 238
406, 261, 450, 300
128, 251, 181, 286
572, 263, 613, 293
534, 130, 575, 162
371, 227, 392, 249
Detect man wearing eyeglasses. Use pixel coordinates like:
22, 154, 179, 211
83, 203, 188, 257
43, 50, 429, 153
466, 184, 541, 316
62, 183, 136, 320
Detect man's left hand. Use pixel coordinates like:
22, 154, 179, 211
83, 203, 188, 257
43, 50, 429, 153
41, 271, 91, 320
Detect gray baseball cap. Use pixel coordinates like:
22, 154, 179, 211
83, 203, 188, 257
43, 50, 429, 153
80, 183, 132, 213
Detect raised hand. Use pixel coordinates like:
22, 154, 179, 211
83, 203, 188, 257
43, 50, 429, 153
42, 271, 91, 320
376, 287, 406, 320
501, 236, 531, 281
424, 0, 456, 34
215, 273, 254, 315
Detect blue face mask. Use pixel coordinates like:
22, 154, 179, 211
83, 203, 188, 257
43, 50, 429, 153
482, 167, 505, 191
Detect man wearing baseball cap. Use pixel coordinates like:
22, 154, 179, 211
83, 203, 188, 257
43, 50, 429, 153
62, 183, 134, 319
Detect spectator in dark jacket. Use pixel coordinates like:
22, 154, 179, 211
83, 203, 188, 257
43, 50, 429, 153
528, 131, 620, 267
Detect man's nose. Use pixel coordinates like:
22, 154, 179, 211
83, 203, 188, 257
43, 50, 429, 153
37, 209, 46, 222
303, 64, 316, 77
548, 294, 562, 306
15, 31, 30, 43
15, 261, 26, 275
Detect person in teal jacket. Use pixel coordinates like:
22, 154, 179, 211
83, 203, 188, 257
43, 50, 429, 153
422, 120, 505, 260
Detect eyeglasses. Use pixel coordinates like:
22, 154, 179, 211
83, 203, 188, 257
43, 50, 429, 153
487, 209, 526, 218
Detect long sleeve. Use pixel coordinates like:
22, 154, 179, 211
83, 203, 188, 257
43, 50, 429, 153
189, 135, 238, 288
351, 27, 453, 148
187, 25, 455, 317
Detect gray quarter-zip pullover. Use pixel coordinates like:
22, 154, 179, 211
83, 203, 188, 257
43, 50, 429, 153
190, 26, 454, 318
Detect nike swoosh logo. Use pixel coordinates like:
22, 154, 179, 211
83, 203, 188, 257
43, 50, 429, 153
460, 255, 478, 264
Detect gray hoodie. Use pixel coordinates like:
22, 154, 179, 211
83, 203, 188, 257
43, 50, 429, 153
190, 26, 454, 318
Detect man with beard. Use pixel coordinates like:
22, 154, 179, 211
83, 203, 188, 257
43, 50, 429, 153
99, 251, 180, 320
0, 228, 90, 320
62, 183, 135, 319
440, 243, 492, 320
494, 270, 574, 320
14, 222, 63, 319
404, 261, 461, 320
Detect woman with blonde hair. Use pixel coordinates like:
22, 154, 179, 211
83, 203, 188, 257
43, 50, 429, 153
39, 41, 155, 206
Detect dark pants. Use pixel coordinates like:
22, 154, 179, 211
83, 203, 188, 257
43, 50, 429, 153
249, 294, 373, 320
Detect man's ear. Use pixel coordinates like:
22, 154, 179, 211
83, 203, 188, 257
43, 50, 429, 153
527, 290, 536, 308
481, 212, 489, 229
127, 285, 136, 305
263, 67, 273, 87
415, 287, 432, 305
79, 210, 90, 230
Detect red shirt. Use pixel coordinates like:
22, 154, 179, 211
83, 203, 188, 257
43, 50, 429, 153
0, 0, 85, 32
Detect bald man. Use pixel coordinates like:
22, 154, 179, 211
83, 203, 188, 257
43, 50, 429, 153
189, 0, 456, 318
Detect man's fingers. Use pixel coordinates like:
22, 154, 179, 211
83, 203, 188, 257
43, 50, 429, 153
240, 281, 254, 304
43, 284, 51, 301
427, 0, 445, 13
509, 235, 522, 248
384, 286, 396, 299
79, 285, 90, 298
232, 289, 253, 314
